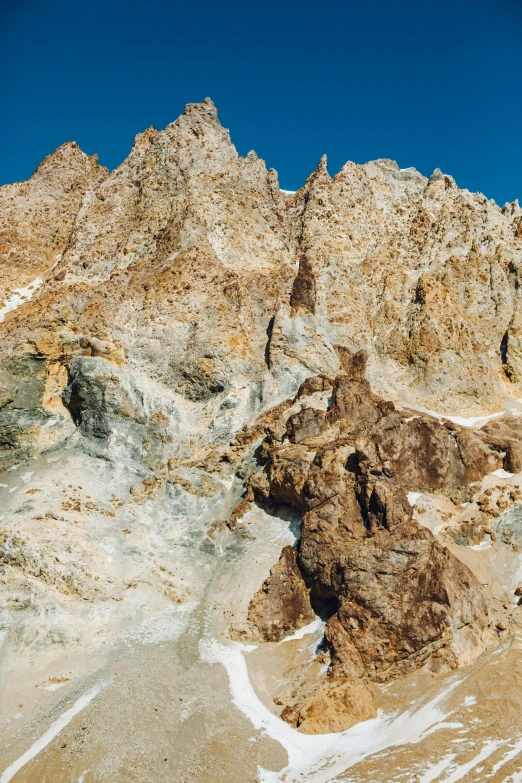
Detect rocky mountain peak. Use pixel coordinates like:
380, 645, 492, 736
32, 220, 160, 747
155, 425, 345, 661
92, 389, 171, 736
32, 140, 105, 178
1, 100, 522, 780
183, 95, 219, 117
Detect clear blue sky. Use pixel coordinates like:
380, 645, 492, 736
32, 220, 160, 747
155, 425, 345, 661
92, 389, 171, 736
1, 0, 521, 205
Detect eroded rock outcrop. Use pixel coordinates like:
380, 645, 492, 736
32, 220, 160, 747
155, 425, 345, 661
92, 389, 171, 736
0, 142, 107, 304
1, 99, 521, 753
247, 545, 315, 641
247, 362, 497, 731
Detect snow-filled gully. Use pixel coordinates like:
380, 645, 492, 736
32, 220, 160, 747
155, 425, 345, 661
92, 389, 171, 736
200, 634, 472, 783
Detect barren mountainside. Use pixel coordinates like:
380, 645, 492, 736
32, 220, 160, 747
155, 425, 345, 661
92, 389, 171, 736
2, 99, 522, 783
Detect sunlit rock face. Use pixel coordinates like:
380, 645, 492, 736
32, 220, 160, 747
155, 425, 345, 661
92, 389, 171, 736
1, 99, 522, 780
246, 360, 500, 732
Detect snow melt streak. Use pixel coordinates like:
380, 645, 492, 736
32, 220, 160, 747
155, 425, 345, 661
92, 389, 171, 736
200, 638, 463, 783
0, 683, 106, 783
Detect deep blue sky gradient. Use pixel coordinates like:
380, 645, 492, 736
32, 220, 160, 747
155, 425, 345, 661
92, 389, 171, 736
1, 0, 521, 204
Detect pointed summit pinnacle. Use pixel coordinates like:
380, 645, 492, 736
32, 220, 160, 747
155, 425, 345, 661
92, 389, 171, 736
184, 97, 218, 118
318, 154, 328, 174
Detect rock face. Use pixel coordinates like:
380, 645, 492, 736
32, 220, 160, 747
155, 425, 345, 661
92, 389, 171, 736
1, 98, 522, 764
0, 143, 107, 304
307, 455, 490, 678
1, 100, 522, 464
247, 363, 497, 730
247, 545, 315, 641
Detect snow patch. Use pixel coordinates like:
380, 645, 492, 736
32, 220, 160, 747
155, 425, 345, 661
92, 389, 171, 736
492, 468, 514, 478
403, 405, 505, 429
279, 618, 325, 644
43, 682, 69, 692
200, 637, 465, 783
0, 682, 107, 783
470, 540, 493, 551
418, 754, 456, 782
487, 735, 522, 777
439, 412, 504, 428
0, 276, 43, 323
408, 492, 423, 506
438, 740, 505, 782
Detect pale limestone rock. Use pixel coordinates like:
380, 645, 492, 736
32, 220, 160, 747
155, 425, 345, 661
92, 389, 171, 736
1, 98, 522, 760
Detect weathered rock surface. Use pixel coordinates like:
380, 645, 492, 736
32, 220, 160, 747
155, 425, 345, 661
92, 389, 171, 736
0, 143, 107, 304
1, 97, 522, 770
248, 364, 498, 730
247, 545, 315, 641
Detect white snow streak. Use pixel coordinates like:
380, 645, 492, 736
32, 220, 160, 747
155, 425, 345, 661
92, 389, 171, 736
279, 618, 325, 644
43, 682, 68, 692
418, 754, 456, 782
200, 637, 463, 783
0, 683, 107, 783
486, 736, 522, 777
437, 740, 504, 782
470, 540, 493, 551
442, 412, 505, 427
492, 468, 514, 479
403, 405, 505, 429
0, 277, 43, 323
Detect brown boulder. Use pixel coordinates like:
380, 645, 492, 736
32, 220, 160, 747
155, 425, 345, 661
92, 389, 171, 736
299, 464, 367, 609
371, 414, 467, 498
299, 452, 491, 682
247, 545, 315, 642
454, 429, 503, 481
286, 678, 376, 734
267, 445, 314, 510
328, 374, 382, 434
333, 519, 490, 680
480, 416, 522, 473
286, 407, 326, 444
296, 374, 334, 398
336, 347, 368, 380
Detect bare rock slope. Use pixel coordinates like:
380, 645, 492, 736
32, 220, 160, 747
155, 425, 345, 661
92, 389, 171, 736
2, 98, 522, 780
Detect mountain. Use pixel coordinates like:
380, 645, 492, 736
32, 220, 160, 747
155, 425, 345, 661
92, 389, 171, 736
1, 99, 522, 783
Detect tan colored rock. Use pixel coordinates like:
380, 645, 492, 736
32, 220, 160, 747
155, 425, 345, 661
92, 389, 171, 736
2, 99, 522, 754
285, 678, 376, 734
0, 142, 107, 304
